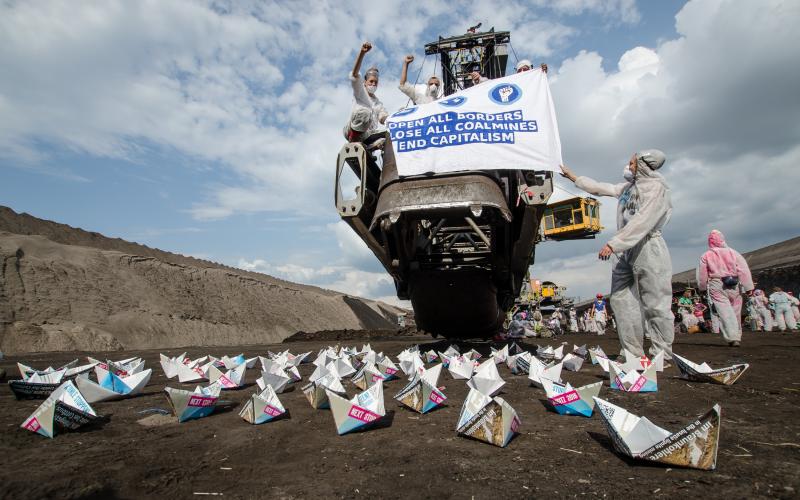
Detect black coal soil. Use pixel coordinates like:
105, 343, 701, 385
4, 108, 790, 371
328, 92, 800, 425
1, 330, 798, 499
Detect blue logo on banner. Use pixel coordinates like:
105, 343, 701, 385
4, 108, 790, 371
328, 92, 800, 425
392, 107, 417, 117
439, 96, 467, 108
489, 83, 522, 105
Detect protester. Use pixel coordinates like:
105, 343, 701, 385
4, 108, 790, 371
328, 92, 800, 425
697, 229, 754, 346
514, 59, 548, 74
344, 42, 388, 143
399, 54, 440, 104
560, 150, 674, 359
746, 292, 763, 331
578, 312, 586, 332
788, 291, 800, 322
769, 287, 798, 331
692, 297, 709, 333
591, 294, 607, 335
753, 290, 774, 331
469, 70, 488, 86
568, 308, 578, 333
677, 289, 697, 331
584, 309, 595, 333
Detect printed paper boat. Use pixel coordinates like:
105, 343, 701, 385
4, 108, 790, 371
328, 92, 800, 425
463, 349, 482, 361
467, 359, 506, 396
257, 361, 292, 393
18, 360, 94, 380
76, 368, 152, 403
302, 373, 346, 409
327, 382, 386, 435
573, 344, 589, 359
399, 353, 425, 377
541, 379, 602, 417
261, 357, 301, 383
593, 397, 721, 470
588, 346, 608, 365
448, 356, 476, 380
609, 363, 658, 392
239, 385, 287, 424
207, 362, 247, 390
444, 345, 460, 358
424, 350, 438, 363
326, 358, 357, 379
220, 354, 257, 370
376, 358, 401, 380
351, 362, 385, 391
21, 380, 105, 438
490, 345, 509, 364
164, 384, 221, 422
528, 357, 563, 389
506, 352, 532, 375
620, 349, 665, 373
160, 353, 188, 379
562, 353, 584, 372
394, 364, 447, 413
176, 360, 211, 383
536, 344, 565, 362
509, 342, 525, 355
672, 354, 749, 385
9, 367, 70, 399
456, 388, 520, 447
88, 357, 145, 376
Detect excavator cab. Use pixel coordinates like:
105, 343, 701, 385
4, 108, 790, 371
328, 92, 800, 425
541, 197, 602, 240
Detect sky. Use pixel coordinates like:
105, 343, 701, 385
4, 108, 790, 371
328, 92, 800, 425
1, 0, 799, 306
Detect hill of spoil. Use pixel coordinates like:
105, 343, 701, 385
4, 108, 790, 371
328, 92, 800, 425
0, 206, 405, 354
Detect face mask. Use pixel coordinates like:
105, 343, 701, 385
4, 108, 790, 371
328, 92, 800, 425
366, 84, 377, 95
427, 84, 439, 95
623, 165, 635, 182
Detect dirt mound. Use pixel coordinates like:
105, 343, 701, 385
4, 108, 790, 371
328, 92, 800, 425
283, 327, 420, 343
0, 208, 409, 354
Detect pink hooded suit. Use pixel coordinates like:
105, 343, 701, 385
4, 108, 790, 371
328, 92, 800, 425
697, 230, 753, 341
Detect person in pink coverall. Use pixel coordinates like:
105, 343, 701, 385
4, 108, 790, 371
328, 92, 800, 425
697, 230, 753, 347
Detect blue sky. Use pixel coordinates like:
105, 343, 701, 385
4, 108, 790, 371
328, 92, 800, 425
2, 0, 799, 304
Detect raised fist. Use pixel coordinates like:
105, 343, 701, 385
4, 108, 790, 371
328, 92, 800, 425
361, 42, 372, 53
404, 54, 414, 64
499, 86, 513, 102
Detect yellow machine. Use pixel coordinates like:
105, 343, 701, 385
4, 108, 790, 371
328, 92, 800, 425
541, 197, 602, 240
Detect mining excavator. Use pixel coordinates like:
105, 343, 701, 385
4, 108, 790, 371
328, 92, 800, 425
334, 28, 556, 339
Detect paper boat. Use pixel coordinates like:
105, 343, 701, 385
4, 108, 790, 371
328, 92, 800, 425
593, 397, 721, 470
160, 353, 187, 379
620, 349, 665, 373
490, 345, 509, 364
17, 360, 81, 380
239, 385, 287, 424
542, 379, 602, 417
673, 354, 749, 385
164, 384, 221, 422
351, 362, 385, 391
207, 363, 247, 390
562, 353, 584, 372
609, 363, 658, 392
463, 349, 482, 360
176, 360, 210, 383
394, 364, 446, 414
573, 344, 589, 359
528, 357, 563, 388
302, 373, 346, 409
506, 351, 532, 375
448, 356, 475, 380
21, 381, 106, 438
588, 346, 608, 365
509, 342, 525, 355
327, 382, 386, 435
257, 364, 291, 394
262, 357, 301, 383
424, 350, 438, 363
456, 388, 520, 447
467, 359, 506, 396
376, 358, 400, 381
536, 344, 565, 362
76, 368, 152, 403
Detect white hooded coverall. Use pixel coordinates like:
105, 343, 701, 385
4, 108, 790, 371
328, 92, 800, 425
575, 150, 674, 359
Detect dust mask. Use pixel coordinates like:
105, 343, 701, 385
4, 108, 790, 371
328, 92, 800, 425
623, 165, 635, 182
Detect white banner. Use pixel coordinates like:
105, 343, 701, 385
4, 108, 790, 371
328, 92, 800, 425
386, 69, 562, 177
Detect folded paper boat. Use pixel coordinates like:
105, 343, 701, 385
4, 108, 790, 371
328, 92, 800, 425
21, 380, 106, 438
467, 359, 506, 396
593, 397, 721, 470
506, 351, 532, 375
164, 385, 221, 422
327, 382, 386, 435
302, 373, 346, 409
9, 368, 67, 400
562, 353, 584, 372
351, 362, 385, 391
394, 364, 446, 414
609, 362, 657, 392
541, 379, 602, 417
528, 357, 563, 389
240, 385, 287, 424
672, 354, 749, 385
76, 368, 152, 403
456, 388, 520, 447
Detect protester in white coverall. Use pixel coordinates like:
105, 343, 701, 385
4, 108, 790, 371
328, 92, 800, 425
746, 293, 763, 331
770, 287, 797, 331
344, 42, 388, 142
584, 310, 595, 333
398, 55, 440, 105
561, 150, 674, 359
753, 290, 774, 331
697, 230, 754, 346
568, 309, 578, 333
591, 294, 608, 334
788, 292, 800, 322
578, 313, 585, 332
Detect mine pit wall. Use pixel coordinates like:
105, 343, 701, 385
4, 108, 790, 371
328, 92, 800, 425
0, 232, 399, 355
